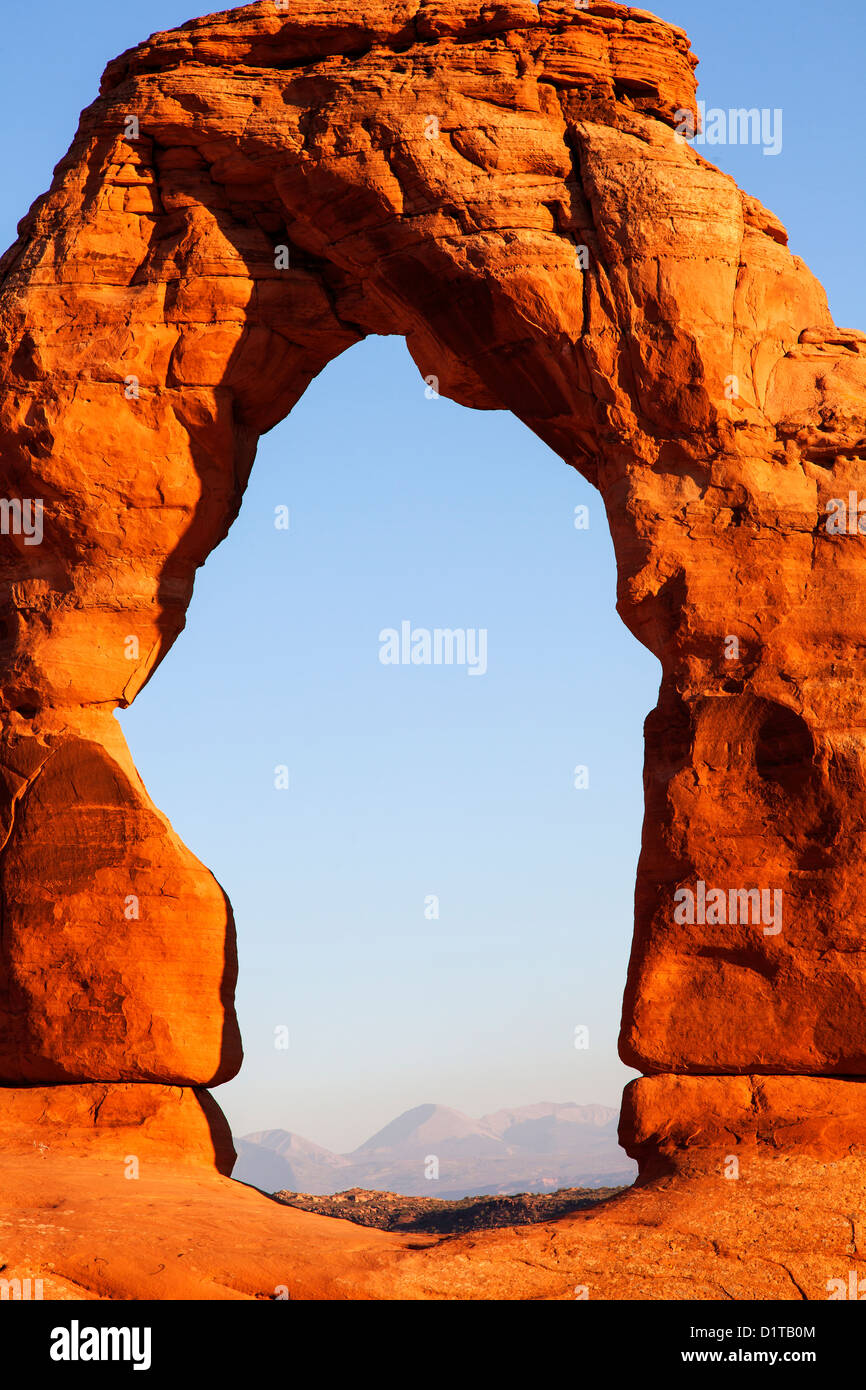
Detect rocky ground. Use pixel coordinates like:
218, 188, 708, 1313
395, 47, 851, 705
272, 1186, 624, 1233
1, 1147, 862, 1298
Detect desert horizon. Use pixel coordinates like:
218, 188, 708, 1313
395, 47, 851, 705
233, 1099, 636, 1196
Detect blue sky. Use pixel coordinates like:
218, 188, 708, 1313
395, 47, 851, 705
1, 2, 862, 1151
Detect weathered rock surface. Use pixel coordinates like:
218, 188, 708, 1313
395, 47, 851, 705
1, 1147, 864, 1299
1, 0, 865, 1272
0, 716, 240, 1084
622, 1076, 866, 1177
0, 1083, 235, 1174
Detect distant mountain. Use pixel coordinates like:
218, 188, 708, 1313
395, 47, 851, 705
481, 1103, 621, 1156
234, 1129, 350, 1194
232, 1102, 636, 1198
481, 1102, 618, 1135
233, 1139, 298, 1194
356, 1105, 503, 1158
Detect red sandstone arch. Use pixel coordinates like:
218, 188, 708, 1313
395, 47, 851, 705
2, 0, 866, 1181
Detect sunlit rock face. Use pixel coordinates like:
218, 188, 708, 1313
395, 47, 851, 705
1, 0, 865, 1167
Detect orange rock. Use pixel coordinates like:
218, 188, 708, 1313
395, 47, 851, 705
0, 720, 241, 1085
0, 1084, 235, 1174
0, 0, 864, 1174
0, 1144, 864, 1299
621, 1076, 866, 1176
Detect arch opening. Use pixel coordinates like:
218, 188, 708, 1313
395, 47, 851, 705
118, 331, 655, 1190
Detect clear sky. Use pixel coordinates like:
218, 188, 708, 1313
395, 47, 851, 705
1, 2, 862, 1152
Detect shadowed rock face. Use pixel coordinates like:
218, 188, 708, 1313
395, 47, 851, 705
1, 0, 865, 1169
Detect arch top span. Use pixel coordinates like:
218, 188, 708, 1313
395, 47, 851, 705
1, 0, 866, 1167
0, 0, 849, 713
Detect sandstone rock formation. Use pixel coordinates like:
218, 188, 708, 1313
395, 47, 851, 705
2, 1146, 865, 1299
0, 1084, 235, 1174
1, 0, 866, 1246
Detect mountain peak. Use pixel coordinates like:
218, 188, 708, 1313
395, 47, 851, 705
354, 1104, 498, 1154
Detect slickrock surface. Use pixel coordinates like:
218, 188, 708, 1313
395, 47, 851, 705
0, 1150, 864, 1300
1, 0, 865, 1296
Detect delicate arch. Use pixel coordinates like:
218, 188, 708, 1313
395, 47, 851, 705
1, 0, 865, 1172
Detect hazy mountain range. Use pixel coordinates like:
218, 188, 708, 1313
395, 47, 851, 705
232, 1102, 636, 1198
